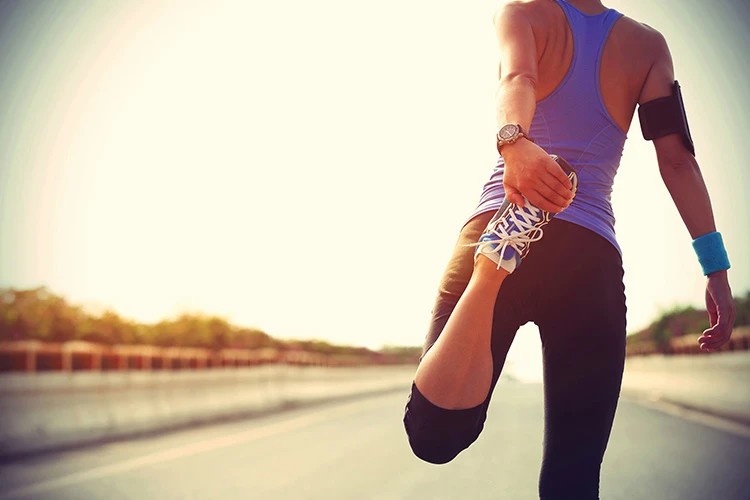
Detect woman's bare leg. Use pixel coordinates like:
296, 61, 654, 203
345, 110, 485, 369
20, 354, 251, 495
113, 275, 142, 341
414, 254, 509, 410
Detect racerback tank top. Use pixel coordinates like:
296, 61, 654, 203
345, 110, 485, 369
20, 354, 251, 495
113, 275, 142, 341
466, 0, 627, 256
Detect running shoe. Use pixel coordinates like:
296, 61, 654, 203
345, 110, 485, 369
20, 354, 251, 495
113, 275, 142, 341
469, 155, 578, 274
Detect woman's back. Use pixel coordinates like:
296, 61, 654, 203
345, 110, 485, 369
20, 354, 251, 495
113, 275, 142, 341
468, 0, 666, 253
527, 0, 662, 132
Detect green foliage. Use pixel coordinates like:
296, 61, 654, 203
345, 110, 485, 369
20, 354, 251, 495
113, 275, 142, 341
0, 288, 81, 342
0, 287, 266, 350
735, 291, 750, 327
378, 345, 423, 363
0, 287, 423, 359
233, 327, 275, 349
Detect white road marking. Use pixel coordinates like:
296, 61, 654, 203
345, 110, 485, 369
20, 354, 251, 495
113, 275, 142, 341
0, 396, 395, 500
626, 395, 750, 439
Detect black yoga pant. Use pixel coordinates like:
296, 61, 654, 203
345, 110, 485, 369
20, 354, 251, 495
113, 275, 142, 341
403, 214, 627, 500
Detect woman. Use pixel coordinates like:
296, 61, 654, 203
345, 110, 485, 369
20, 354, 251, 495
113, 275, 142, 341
403, 1, 736, 498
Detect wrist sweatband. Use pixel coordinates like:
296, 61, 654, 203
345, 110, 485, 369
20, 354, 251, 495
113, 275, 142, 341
692, 231, 730, 275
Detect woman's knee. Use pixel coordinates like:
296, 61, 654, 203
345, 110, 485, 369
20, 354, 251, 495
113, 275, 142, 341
405, 425, 466, 465
403, 384, 485, 464
404, 412, 480, 465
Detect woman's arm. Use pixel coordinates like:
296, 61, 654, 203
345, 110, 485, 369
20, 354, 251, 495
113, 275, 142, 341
493, 2, 573, 214
639, 30, 736, 352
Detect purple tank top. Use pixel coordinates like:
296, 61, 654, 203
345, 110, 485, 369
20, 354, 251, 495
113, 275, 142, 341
466, 0, 626, 256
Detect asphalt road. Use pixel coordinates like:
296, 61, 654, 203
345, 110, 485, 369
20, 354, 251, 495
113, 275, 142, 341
1, 380, 748, 500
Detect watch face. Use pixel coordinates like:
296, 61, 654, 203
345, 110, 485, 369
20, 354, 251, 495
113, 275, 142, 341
499, 124, 519, 141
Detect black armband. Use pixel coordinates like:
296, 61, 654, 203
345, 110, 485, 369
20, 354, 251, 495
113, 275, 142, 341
638, 80, 695, 156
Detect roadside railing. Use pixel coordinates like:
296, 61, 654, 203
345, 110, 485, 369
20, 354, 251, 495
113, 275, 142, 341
0, 340, 417, 373
3, 324, 746, 372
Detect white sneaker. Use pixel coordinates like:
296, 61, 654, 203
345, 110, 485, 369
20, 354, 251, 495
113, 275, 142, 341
469, 155, 578, 273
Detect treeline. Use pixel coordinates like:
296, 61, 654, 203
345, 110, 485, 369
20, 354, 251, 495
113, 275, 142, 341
626, 291, 750, 349
0, 287, 423, 361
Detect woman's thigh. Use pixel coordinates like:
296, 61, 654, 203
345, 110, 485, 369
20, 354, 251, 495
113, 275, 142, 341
421, 210, 495, 355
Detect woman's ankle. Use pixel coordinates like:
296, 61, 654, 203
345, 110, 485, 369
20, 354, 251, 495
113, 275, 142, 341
472, 255, 510, 285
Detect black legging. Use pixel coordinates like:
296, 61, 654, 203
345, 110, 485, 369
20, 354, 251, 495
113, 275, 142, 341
403, 215, 627, 500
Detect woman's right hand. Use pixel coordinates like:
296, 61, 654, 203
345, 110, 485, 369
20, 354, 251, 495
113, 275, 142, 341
500, 138, 574, 213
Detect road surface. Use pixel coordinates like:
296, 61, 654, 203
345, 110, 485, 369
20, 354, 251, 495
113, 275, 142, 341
1, 379, 748, 499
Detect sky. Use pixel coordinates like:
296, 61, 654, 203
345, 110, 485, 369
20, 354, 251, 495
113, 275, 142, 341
0, 0, 748, 369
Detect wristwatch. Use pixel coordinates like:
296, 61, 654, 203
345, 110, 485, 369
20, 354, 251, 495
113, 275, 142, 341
496, 123, 533, 154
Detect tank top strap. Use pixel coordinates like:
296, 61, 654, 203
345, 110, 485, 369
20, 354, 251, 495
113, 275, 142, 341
551, 1, 623, 98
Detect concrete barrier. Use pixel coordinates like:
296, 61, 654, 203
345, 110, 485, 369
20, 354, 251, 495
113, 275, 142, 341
621, 351, 750, 425
0, 364, 417, 459
3, 351, 747, 460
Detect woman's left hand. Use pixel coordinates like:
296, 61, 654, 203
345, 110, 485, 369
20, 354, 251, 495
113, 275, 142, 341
698, 270, 736, 352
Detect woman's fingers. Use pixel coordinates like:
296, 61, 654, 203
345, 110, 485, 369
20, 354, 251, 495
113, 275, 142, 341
503, 148, 575, 213
699, 309, 735, 351
544, 158, 574, 192
524, 166, 574, 213
504, 186, 526, 208
699, 275, 736, 352
526, 188, 565, 214
529, 181, 571, 213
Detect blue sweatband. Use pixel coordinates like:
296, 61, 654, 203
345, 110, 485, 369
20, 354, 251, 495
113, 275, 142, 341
692, 231, 730, 275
